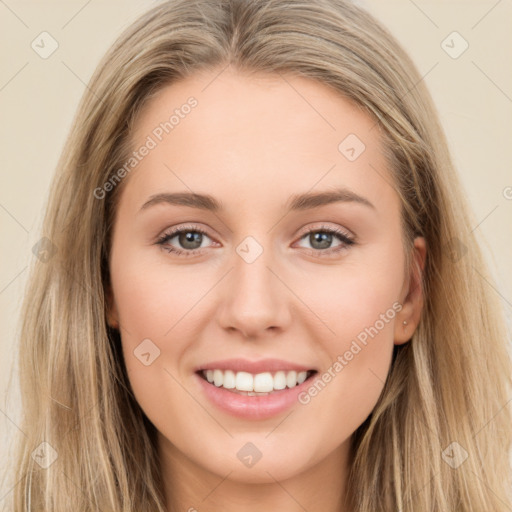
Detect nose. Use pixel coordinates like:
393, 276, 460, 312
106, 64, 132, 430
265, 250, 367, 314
217, 244, 292, 339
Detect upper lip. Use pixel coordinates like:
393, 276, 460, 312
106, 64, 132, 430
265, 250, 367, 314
195, 358, 317, 374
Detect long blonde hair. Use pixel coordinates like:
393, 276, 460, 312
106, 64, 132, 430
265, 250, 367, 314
8, 0, 511, 510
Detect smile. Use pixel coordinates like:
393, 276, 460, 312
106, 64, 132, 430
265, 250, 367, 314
195, 363, 319, 420
198, 369, 317, 395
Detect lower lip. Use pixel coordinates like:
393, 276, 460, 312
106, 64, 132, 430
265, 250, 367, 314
194, 372, 317, 420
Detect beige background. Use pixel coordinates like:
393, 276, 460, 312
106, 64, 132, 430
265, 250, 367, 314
1, 0, 511, 500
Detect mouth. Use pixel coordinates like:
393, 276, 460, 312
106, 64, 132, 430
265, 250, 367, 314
195, 368, 319, 396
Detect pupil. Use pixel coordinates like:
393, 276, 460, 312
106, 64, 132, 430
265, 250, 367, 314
180, 231, 202, 249
312, 232, 331, 249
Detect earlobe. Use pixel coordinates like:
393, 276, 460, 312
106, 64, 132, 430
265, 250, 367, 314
105, 283, 119, 330
394, 237, 427, 345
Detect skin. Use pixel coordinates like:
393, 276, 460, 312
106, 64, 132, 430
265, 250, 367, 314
107, 66, 426, 512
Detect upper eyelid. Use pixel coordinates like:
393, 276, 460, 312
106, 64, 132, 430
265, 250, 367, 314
159, 223, 353, 239
298, 224, 354, 238
158, 223, 355, 248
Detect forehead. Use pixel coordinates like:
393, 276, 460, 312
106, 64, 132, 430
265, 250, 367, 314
124, 68, 398, 217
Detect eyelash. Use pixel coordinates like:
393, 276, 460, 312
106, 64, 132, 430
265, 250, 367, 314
155, 223, 355, 258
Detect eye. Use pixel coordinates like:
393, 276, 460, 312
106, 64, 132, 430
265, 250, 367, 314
156, 224, 215, 256
155, 223, 355, 258
294, 225, 355, 257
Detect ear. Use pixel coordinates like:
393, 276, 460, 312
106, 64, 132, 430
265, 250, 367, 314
105, 282, 119, 330
394, 237, 426, 345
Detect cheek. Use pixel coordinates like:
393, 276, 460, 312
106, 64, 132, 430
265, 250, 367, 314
295, 247, 403, 349
303, 269, 398, 371
109, 251, 201, 441
110, 246, 203, 339
292, 244, 403, 424
109, 248, 218, 399
295, 299, 398, 446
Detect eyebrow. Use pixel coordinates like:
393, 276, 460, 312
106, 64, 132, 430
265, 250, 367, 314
139, 187, 375, 213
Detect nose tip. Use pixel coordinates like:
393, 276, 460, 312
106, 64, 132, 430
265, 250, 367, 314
217, 254, 291, 339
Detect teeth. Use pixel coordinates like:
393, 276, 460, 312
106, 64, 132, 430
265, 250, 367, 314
297, 371, 308, 384
202, 369, 312, 392
222, 370, 236, 389
286, 371, 297, 388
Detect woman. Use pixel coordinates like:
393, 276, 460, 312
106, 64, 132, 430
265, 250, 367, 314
10, 0, 512, 510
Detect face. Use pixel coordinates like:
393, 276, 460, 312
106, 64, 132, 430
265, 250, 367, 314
107, 67, 425, 492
